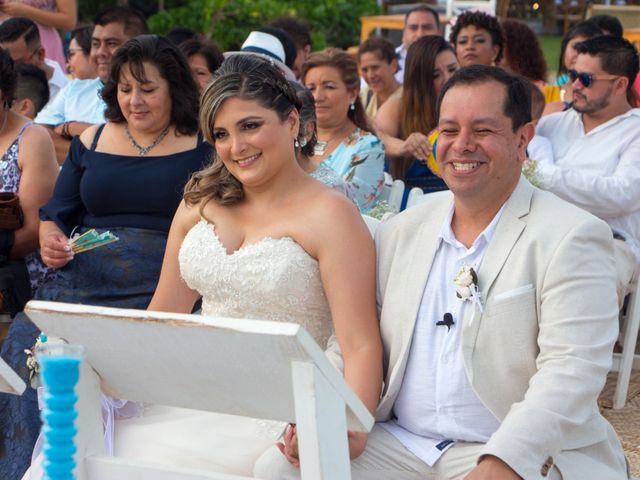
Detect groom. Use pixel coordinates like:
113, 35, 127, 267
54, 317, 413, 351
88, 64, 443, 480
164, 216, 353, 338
364, 66, 628, 479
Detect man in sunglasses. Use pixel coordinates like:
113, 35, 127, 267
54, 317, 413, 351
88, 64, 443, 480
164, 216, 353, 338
536, 35, 640, 306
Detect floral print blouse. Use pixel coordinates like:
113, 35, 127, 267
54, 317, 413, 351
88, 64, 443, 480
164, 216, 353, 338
320, 129, 384, 213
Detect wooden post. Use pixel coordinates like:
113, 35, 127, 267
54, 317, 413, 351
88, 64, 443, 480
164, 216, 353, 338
292, 362, 350, 480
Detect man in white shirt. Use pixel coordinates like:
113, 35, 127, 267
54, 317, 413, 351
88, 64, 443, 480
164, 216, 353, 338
35, 6, 148, 164
255, 66, 629, 480
395, 5, 441, 83
0, 17, 68, 103
536, 35, 640, 304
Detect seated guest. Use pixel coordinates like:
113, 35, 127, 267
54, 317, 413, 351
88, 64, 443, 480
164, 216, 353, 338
11, 64, 50, 119
0, 34, 209, 479
374, 36, 457, 201
258, 65, 629, 480
357, 37, 400, 121
0, 17, 67, 103
0, 48, 58, 479
35, 6, 148, 164
536, 35, 640, 305
589, 14, 623, 38
302, 48, 384, 212
550, 20, 602, 108
449, 10, 504, 67
526, 83, 554, 167
267, 16, 313, 80
394, 4, 442, 83
165, 26, 197, 46
227, 28, 297, 81
178, 38, 223, 95
291, 81, 353, 200
500, 19, 547, 86
67, 25, 97, 80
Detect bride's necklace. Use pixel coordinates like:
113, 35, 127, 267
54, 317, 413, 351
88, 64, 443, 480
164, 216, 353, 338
314, 127, 355, 156
125, 124, 170, 156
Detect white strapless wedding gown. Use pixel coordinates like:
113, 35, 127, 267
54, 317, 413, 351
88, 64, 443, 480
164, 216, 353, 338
113, 219, 336, 476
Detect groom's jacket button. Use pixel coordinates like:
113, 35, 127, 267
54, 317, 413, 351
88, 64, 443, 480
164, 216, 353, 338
540, 456, 554, 476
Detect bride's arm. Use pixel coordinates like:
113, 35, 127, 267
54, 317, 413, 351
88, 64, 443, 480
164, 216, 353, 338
315, 196, 383, 459
148, 201, 200, 313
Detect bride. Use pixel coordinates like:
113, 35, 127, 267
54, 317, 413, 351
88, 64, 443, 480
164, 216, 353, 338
145, 54, 382, 474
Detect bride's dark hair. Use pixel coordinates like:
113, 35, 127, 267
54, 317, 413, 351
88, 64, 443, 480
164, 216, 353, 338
184, 54, 302, 207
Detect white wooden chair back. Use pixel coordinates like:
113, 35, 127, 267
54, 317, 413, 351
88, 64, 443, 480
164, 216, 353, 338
388, 179, 405, 211
405, 187, 427, 209
612, 273, 640, 409
0, 356, 25, 395
25, 301, 374, 480
361, 214, 381, 237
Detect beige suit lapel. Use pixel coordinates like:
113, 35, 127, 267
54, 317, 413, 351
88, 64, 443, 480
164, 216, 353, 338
461, 178, 534, 381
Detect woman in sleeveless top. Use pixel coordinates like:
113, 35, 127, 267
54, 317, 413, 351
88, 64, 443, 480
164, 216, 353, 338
0, 48, 58, 480
1, 36, 209, 479
148, 54, 382, 474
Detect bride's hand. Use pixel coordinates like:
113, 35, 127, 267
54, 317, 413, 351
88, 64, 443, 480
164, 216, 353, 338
276, 425, 368, 467
276, 424, 299, 467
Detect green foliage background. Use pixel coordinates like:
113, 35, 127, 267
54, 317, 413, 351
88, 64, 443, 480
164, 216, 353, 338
146, 0, 380, 51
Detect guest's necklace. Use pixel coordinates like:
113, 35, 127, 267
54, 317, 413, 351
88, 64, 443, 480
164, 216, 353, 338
125, 124, 170, 157
314, 127, 354, 156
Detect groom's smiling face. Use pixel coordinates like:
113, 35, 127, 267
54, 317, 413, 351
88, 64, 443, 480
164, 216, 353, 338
436, 80, 531, 208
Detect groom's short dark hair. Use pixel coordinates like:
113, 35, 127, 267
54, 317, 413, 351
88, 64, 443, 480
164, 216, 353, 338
436, 65, 532, 132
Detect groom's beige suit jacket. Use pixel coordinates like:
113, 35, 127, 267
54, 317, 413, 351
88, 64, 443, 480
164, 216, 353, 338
374, 178, 628, 479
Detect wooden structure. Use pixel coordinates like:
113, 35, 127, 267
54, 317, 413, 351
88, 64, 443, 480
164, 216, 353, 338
24, 301, 374, 480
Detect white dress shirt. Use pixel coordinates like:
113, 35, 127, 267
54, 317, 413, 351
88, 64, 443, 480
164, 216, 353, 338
381, 204, 503, 466
44, 58, 69, 105
394, 44, 406, 84
35, 78, 106, 126
536, 108, 640, 261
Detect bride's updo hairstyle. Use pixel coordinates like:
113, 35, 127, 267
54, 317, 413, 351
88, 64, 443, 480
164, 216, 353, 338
184, 54, 302, 207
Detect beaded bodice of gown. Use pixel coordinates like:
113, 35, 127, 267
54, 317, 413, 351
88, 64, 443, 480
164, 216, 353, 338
179, 219, 334, 348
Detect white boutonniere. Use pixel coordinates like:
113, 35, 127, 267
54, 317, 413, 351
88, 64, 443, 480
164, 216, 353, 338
454, 264, 483, 313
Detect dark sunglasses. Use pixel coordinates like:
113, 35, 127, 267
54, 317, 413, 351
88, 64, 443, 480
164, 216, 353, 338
568, 69, 620, 88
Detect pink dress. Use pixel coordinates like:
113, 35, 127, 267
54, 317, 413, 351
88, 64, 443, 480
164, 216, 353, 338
17, 0, 66, 71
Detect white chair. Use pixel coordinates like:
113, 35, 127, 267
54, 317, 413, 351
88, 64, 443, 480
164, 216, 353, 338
388, 179, 405, 212
380, 172, 393, 203
25, 301, 374, 480
405, 187, 426, 209
612, 276, 640, 409
361, 214, 381, 237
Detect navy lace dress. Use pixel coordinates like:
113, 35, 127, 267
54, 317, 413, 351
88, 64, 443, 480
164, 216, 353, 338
0, 125, 211, 479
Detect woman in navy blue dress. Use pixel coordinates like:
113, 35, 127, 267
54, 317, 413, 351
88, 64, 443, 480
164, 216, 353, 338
0, 34, 211, 478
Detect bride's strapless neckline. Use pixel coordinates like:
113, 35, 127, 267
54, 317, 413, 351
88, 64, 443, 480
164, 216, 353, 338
200, 219, 297, 257
179, 218, 334, 348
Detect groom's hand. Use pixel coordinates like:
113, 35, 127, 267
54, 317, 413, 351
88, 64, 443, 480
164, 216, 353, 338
464, 455, 522, 480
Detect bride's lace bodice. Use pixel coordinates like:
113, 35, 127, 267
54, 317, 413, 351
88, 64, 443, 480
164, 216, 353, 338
179, 219, 333, 347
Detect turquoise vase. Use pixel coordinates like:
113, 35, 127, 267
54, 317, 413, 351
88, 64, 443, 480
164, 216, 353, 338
37, 344, 84, 480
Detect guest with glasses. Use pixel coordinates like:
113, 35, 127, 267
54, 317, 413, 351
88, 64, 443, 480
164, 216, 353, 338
535, 35, 640, 307
67, 25, 97, 80
0, 17, 68, 105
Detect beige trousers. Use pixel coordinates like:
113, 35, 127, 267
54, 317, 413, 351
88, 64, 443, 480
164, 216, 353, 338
253, 425, 561, 480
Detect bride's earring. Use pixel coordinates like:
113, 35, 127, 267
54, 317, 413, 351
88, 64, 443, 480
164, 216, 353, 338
294, 139, 300, 148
